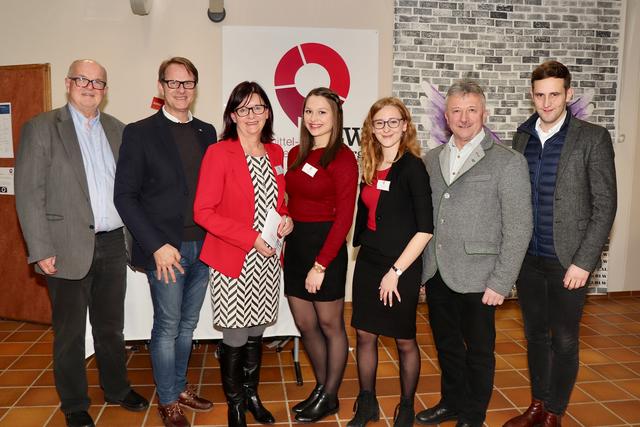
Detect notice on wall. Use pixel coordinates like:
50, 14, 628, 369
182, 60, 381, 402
0, 167, 14, 195
0, 103, 14, 158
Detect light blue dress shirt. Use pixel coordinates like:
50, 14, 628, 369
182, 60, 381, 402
69, 104, 123, 233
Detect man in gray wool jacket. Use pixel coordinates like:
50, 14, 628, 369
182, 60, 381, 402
416, 80, 532, 427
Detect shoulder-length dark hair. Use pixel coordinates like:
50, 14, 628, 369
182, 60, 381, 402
289, 87, 344, 171
220, 81, 274, 143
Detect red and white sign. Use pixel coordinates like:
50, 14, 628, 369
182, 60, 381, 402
222, 26, 379, 162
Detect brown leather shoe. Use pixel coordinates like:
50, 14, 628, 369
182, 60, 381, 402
503, 399, 545, 427
178, 385, 213, 412
158, 402, 190, 427
541, 411, 561, 427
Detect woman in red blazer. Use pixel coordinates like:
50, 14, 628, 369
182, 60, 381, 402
194, 81, 292, 427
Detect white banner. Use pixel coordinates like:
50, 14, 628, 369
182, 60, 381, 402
222, 26, 379, 162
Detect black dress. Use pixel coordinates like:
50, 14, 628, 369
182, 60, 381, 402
351, 153, 433, 339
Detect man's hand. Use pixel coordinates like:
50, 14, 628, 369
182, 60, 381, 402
153, 244, 184, 284
37, 256, 57, 275
482, 287, 504, 306
563, 264, 590, 290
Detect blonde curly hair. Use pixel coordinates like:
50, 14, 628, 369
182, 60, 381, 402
360, 97, 421, 185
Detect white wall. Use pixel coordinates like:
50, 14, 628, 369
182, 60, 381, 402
0, 0, 394, 128
608, 0, 640, 292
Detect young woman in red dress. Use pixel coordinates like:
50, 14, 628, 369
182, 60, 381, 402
284, 87, 359, 422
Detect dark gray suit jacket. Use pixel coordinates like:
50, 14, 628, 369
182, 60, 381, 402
15, 105, 124, 279
512, 114, 617, 272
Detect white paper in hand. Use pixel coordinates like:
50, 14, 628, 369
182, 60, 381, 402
261, 208, 284, 256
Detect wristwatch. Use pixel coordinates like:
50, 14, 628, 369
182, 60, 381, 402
391, 265, 403, 276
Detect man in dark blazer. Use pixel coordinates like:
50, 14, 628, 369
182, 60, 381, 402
503, 61, 617, 427
416, 80, 532, 427
15, 59, 148, 427
114, 57, 216, 427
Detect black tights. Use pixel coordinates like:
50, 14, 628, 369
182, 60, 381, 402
355, 329, 420, 398
287, 296, 348, 395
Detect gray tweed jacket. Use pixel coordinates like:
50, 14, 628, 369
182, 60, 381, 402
422, 132, 533, 296
15, 105, 124, 279
512, 114, 617, 272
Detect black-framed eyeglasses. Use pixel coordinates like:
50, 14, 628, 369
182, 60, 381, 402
372, 118, 404, 129
68, 76, 107, 90
162, 79, 197, 90
235, 105, 267, 117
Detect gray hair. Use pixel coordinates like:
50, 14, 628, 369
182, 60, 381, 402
67, 59, 107, 81
446, 79, 486, 107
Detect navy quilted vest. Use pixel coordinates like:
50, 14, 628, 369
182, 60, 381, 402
518, 113, 571, 259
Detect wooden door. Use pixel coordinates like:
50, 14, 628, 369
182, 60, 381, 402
0, 64, 52, 323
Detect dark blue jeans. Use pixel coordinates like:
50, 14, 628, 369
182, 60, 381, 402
516, 254, 588, 415
146, 240, 208, 404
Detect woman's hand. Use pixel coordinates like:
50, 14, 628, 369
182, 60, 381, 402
379, 269, 401, 307
253, 236, 276, 257
305, 268, 325, 294
277, 215, 294, 238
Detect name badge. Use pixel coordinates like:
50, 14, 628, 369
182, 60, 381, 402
302, 163, 318, 177
275, 165, 285, 175
377, 180, 390, 191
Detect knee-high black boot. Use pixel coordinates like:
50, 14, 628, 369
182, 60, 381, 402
220, 343, 247, 427
243, 336, 275, 424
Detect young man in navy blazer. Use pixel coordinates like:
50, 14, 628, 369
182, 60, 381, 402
114, 57, 217, 427
503, 61, 617, 427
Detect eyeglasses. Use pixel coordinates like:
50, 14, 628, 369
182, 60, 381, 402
372, 118, 404, 129
68, 76, 107, 90
235, 105, 267, 117
162, 80, 197, 90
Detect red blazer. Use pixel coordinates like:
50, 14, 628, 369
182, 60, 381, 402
194, 139, 288, 278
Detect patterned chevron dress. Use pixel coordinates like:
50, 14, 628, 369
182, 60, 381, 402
209, 154, 280, 328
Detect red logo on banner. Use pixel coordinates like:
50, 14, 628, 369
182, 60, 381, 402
274, 43, 350, 126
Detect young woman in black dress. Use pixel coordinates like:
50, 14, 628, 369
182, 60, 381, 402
348, 97, 433, 427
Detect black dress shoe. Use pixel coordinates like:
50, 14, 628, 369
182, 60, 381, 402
106, 389, 150, 412
292, 383, 324, 414
295, 392, 338, 423
415, 402, 458, 425
65, 411, 95, 427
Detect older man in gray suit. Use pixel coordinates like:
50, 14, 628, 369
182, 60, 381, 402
15, 59, 148, 427
415, 80, 532, 427
503, 61, 617, 427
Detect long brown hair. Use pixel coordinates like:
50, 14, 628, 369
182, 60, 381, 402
289, 87, 344, 171
360, 97, 420, 185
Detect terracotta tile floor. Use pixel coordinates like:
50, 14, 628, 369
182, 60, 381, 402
0, 296, 639, 426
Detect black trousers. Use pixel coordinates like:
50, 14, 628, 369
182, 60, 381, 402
516, 254, 588, 415
46, 229, 130, 413
426, 271, 496, 424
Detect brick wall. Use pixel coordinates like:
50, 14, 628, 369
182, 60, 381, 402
393, 0, 622, 146
393, 0, 623, 294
